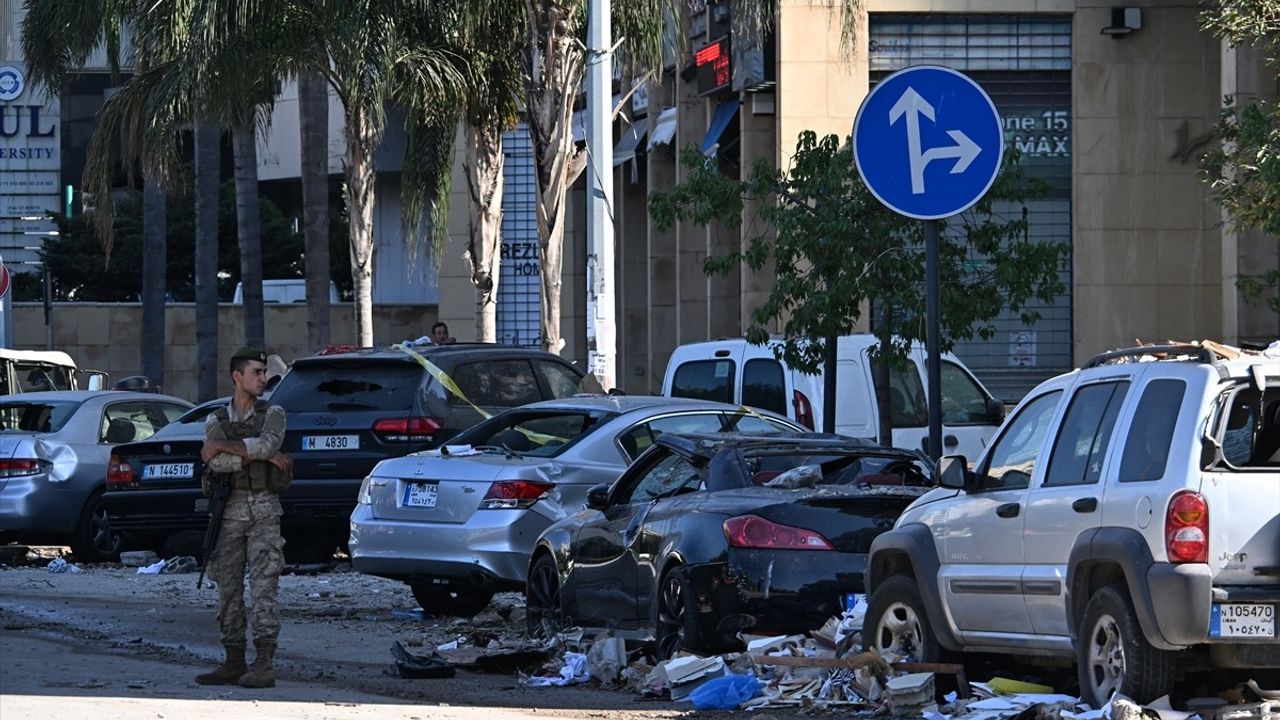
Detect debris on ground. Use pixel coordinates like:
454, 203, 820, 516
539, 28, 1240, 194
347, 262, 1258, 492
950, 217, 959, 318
688, 672, 761, 710
584, 634, 626, 685
46, 558, 82, 574
119, 550, 160, 567
389, 640, 456, 679
522, 651, 589, 687
136, 556, 198, 575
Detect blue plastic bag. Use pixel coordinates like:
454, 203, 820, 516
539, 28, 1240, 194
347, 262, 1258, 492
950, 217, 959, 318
689, 673, 761, 710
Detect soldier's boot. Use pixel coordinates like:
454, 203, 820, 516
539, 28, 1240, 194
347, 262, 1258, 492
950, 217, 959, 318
238, 639, 277, 688
195, 645, 247, 685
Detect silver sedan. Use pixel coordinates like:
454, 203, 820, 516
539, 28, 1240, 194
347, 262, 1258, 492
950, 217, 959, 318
349, 395, 800, 616
0, 390, 193, 561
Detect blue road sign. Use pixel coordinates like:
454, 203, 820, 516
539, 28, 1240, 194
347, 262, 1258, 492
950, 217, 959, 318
853, 65, 1003, 221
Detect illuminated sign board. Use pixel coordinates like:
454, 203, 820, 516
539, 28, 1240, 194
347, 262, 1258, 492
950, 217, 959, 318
694, 37, 731, 96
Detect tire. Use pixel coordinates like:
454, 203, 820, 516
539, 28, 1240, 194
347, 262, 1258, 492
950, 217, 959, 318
654, 566, 702, 660
1077, 584, 1176, 707
526, 554, 562, 638
864, 574, 941, 663
69, 491, 122, 563
410, 582, 494, 618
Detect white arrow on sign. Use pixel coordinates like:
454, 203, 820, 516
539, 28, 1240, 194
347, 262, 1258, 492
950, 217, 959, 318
888, 87, 983, 195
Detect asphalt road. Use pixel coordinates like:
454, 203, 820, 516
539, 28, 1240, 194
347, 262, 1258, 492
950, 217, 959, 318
0, 560, 689, 720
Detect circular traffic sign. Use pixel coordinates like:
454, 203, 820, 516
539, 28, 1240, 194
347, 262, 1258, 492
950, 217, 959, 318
853, 65, 1003, 221
0, 262, 10, 299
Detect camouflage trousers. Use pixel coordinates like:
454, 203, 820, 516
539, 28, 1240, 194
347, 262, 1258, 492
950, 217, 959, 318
209, 489, 286, 646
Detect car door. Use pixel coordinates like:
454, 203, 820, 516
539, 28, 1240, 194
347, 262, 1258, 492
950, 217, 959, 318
938, 359, 1002, 459
1022, 376, 1130, 636
940, 389, 1063, 638
571, 448, 702, 628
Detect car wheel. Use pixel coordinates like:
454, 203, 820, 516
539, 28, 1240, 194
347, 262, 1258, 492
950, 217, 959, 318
864, 574, 940, 663
69, 491, 122, 563
410, 583, 494, 618
526, 554, 562, 638
654, 566, 701, 660
1078, 584, 1175, 707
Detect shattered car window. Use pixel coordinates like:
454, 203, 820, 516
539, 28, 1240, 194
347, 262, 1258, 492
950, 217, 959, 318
0, 401, 82, 433
272, 361, 421, 412
454, 409, 617, 458
629, 453, 703, 503
738, 452, 929, 489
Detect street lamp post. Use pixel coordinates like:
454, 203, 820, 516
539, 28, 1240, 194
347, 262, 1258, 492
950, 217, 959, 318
585, 0, 617, 391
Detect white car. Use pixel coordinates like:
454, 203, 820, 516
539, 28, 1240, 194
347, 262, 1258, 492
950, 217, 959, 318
349, 395, 801, 616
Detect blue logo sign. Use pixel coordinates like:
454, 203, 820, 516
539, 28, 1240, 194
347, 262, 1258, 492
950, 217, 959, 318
853, 65, 1003, 221
0, 66, 24, 102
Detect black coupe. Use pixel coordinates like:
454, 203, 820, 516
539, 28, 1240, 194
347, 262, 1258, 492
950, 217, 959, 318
526, 433, 931, 658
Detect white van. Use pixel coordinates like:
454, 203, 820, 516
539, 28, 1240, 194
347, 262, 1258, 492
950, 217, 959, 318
661, 335, 1005, 459
0, 349, 107, 395
233, 279, 340, 304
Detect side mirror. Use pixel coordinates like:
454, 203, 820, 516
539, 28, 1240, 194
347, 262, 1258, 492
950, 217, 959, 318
937, 455, 972, 490
84, 372, 108, 392
985, 397, 1006, 423
586, 483, 610, 510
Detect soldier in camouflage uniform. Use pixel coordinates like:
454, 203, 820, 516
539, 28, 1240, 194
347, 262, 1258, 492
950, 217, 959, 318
195, 347, 293, 689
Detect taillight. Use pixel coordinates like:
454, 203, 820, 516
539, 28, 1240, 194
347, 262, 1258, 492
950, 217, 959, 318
723, 515, 834, 550
793, 390, 815, 430
373, 417, 442, 442
106, 455, 135, 488
356, 476, 373, 505
0, 458, 46, 477
1166, 491, 1208, 563
479, 480, 554, 510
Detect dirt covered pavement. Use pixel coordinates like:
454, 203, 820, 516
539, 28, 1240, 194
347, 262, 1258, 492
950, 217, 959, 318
0, 555, 690, 719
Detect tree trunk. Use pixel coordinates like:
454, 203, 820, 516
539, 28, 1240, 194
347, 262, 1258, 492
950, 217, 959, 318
344, 109, 377, 347
299, 71, 331, 352
873, 301, 893, 447
464, 123, 504, 343
140, 180, 166, 388
194, 119, 220, 401
522, 0, 587, 355
233, 128, 264, 349
822, 334, 837, 433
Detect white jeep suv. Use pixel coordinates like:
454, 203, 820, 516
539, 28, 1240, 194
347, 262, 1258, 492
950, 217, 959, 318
863, 344, 1279, 706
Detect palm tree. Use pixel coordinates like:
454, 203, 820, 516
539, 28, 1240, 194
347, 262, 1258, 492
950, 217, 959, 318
20, 1, 171, 387
194, 120, 220, 401
298, 70, 332, 352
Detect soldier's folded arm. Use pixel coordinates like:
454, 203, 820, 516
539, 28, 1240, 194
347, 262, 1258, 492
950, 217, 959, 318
242, 406, 287, 460
204, 413, 245, 472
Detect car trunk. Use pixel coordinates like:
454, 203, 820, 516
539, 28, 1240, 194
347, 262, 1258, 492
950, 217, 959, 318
272, 360, 435, 483
712, 488, 920, 554
369, 455, 547, 525
117, 438, 205, 490
1206, 471, 1280, 588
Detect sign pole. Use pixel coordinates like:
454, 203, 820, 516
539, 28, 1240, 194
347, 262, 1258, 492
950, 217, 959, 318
924, 219, 943, 461
584, 0, 616, 391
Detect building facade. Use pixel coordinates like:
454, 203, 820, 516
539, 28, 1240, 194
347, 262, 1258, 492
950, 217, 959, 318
435, 0, 1278, 400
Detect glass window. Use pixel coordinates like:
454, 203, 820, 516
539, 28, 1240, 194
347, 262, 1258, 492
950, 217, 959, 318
941, 362, 992, 425
723, 412, 797, 434
625, 453, 703, 504
535, 360, 585, 399
101, 402, 161, 444
1119, 380, 1186, 482
742, 359, 787, 415
671, 360, 735, 403
0, 401, 83, 433
871, 359, 928, 428
617, 425, 654, 461
453, 409, 616, 458
646, 413, 725, 438
155, 403, 189, 424
174, 402, 224, 425
272, 361, 422, 412
450, 360, 541, 407
13, 363, 73, 393
980, 390, 1063, 491
1044, 382, 1129, 487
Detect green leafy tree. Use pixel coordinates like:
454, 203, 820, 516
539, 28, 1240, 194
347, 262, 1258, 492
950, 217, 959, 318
1199, 0, 1280, 314
650, 132, 1068, 441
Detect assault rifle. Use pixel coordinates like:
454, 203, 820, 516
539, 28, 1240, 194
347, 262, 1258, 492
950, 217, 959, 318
196, 473, 230, 589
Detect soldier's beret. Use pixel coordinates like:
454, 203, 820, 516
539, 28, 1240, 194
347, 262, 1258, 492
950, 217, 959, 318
232, 346, 268, 364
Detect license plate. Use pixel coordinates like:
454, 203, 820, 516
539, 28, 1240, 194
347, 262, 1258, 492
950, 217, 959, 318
1210, 603, 1275, 638
301, 435, 359, 451
142, 462, 194, 479
403, 481, 439, 508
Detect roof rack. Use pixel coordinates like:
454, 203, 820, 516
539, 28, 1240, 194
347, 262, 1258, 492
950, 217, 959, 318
1082, 343, 1218, 370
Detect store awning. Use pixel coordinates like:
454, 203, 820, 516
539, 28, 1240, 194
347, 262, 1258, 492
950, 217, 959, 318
613, 123, 648, 166
647, 107, 678, 150
701, 99, 740, 156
